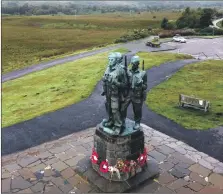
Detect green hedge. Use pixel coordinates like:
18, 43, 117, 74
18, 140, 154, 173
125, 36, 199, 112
158, 29, 196, 38
115, 29, 150, 43
199, 27, 223, 35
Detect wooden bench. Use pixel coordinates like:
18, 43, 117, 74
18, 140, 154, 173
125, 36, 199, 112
179, 94, 210, 112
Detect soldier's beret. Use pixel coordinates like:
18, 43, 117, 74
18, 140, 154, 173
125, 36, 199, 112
115, 52, 123, 60
108, 52, 117, 58
131, 56, 140, 64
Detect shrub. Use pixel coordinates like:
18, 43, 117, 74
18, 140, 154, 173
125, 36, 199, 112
147, 26, 152, 31
165, 22, 176, 30
199, 27, 213, 34
158, 31, 174, 38
158, 29, 196, 38
161, 17, 169, 29
199, 27, 223, 35
114, 29, 150, 43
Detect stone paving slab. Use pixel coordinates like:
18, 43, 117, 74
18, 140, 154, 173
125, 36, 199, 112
2, 125, 223, 193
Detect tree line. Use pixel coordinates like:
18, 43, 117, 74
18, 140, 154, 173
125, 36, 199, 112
2, 2, 223, 16
161, 7, 223, 30
2, 2, 149, 15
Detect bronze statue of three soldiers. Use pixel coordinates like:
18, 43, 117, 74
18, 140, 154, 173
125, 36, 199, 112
101, 52, 147, 135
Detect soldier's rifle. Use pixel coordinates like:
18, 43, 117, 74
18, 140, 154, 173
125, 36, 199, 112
124, 55, 130, 94
142, 59, 144, 71
141, 59, 146, 101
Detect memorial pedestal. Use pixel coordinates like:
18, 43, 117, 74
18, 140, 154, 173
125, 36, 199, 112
75, 120, 159, 192
92, 120, 146, 181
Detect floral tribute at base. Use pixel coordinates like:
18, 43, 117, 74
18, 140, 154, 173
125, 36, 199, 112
90, 147, 148, 181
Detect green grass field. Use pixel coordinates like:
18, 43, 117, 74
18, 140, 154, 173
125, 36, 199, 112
2, 11, 181, 74
2, 51, 191, 128
146, 60, 223, 130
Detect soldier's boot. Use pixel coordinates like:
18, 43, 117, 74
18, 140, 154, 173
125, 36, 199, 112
132, 102, 142, 130
113, 120, 123, 134
121, 119, 126, 129
102, 118, 112, 127
113, 119, 123, 134
104, 120, 113, 127
103, 118, 110, 123
113, 126, 121, 135
133, 122, 141, 130
120, 109, 128, 131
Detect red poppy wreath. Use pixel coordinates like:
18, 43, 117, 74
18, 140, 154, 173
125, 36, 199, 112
90, 149, 99, 164
100, 160, 109, 173
137, 148, 147, 166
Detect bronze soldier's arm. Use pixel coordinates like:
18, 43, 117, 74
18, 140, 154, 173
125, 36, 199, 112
113, 79, 126, 88
101, 79, 106, 96
101, 72, 107, 96
113, 66, 127, 88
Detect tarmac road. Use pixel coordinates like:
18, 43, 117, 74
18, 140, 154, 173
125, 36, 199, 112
2, 58, 223, 162
2, 37, 223, 83
2, 37, 176, 83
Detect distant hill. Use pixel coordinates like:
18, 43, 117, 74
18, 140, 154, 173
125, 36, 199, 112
2, 1, 223, 15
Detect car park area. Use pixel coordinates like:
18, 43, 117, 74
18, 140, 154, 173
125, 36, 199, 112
164, 37, 223, 59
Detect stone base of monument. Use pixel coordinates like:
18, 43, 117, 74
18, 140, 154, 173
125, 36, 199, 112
74, 119, 159, 192
78, 157, 159, 193
93, 120, 147, 181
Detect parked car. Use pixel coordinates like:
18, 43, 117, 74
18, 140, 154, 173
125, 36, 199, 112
173, 36, 187, 43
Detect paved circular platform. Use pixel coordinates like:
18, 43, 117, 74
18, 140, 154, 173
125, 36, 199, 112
2, 125, 223, 193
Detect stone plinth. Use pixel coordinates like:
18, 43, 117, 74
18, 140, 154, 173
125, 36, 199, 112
77, 156, 159, 193
91, 119, 154, 182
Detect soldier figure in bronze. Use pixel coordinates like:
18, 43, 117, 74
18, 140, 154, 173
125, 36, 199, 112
101, 52, 127, 135
121, 55, 147, 130
115, 52, 132, 130
93, 54, 159, 184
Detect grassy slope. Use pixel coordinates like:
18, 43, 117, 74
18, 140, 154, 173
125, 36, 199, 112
2, 51, 191, 128
137, 52, 193, 69
2, 11, 181, 74
146, 60, 223, 130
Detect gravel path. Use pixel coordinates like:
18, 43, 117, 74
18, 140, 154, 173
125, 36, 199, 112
2, 58, 223, 162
